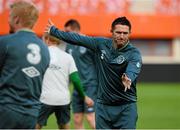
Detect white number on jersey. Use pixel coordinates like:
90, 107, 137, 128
27, 43, 41, 65
22, 43, 41, 78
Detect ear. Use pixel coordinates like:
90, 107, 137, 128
14, 16, 20, 25
110, 29, 113, 33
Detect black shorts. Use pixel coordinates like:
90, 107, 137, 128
37, 103, 70, 126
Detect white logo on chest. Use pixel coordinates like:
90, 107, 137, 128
79, 47, 86, 54
136, 62, 141, 68
115, 55, 125, 64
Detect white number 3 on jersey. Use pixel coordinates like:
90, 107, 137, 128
22, 43, 41, 78
27, 43, 41, 64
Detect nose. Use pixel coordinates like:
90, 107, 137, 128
119, 33, 124, 38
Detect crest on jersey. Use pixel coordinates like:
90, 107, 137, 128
136, 62, 141, 68
115, 55, 125, 64
79, 47, 86, 54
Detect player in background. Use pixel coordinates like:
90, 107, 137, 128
64, 19, 97, 129
35, 33, 94, 129
0, 1, 50, 129
45, 17, 142, 129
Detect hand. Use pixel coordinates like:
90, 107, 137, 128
84, 96, 94, 107
44, 19, 54, 34
121, 73, 131, 92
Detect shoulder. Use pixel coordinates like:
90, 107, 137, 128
127, 44, 142, 60
63, 51, 74, 60
95, 37, 112, 49
61, 51, 76, 66
128, 44, 141, 54
95, 37, 111, 44
66, 43, 74, 49
0, 34, 16, 48
63, 51, 75, 64
0, 34, 15, 42
51, 46, 73, 58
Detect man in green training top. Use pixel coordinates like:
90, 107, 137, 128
0, 1, 50, 129
45, 17, 142, 129
64, 19, 97, 129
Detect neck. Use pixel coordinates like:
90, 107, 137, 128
47, 41, 59, 46
113, 40, 129, 50
16, 27, 33, 32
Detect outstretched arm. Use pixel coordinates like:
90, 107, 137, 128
70, 72, 94, 107
45, 19, 105, 51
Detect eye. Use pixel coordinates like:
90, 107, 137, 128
123, 32, 128, 35
116, 32, 129, 35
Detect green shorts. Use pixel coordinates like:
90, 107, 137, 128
37, 103, 70, 126
72, 86, 97, 113
95, 101, 138, 129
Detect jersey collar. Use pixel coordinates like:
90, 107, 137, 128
111, 40, 129, 51
117, 41, 129, 51
17, 28, 34, 33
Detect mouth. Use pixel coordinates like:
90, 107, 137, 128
116, 39, 124, 43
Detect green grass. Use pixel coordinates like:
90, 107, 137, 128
43, 83, 180, 129
137, 82, 180, 129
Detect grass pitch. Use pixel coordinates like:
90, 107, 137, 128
43, 83, 180, 129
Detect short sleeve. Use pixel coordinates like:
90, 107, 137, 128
68, 55, 78, 74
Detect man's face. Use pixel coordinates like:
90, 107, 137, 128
111, 24, 130, 48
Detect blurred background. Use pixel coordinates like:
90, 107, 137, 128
0, 0, 180, 129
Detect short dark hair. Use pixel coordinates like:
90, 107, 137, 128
64, 19, 81, 30
111, 17, 131, 32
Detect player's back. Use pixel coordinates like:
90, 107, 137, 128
41, 46, 77, 105
0, 30, 50, 117
66, 44, 97, 87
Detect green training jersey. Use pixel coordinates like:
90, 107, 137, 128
50, 26, 142, 105
66, 44, 97, 88
0, 30, 50, 117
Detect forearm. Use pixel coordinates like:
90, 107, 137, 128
125, 64, 141, 82
125, 51, 142, 82
70, 71, 85, 98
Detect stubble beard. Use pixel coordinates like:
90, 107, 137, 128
115, 40, 126, 49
